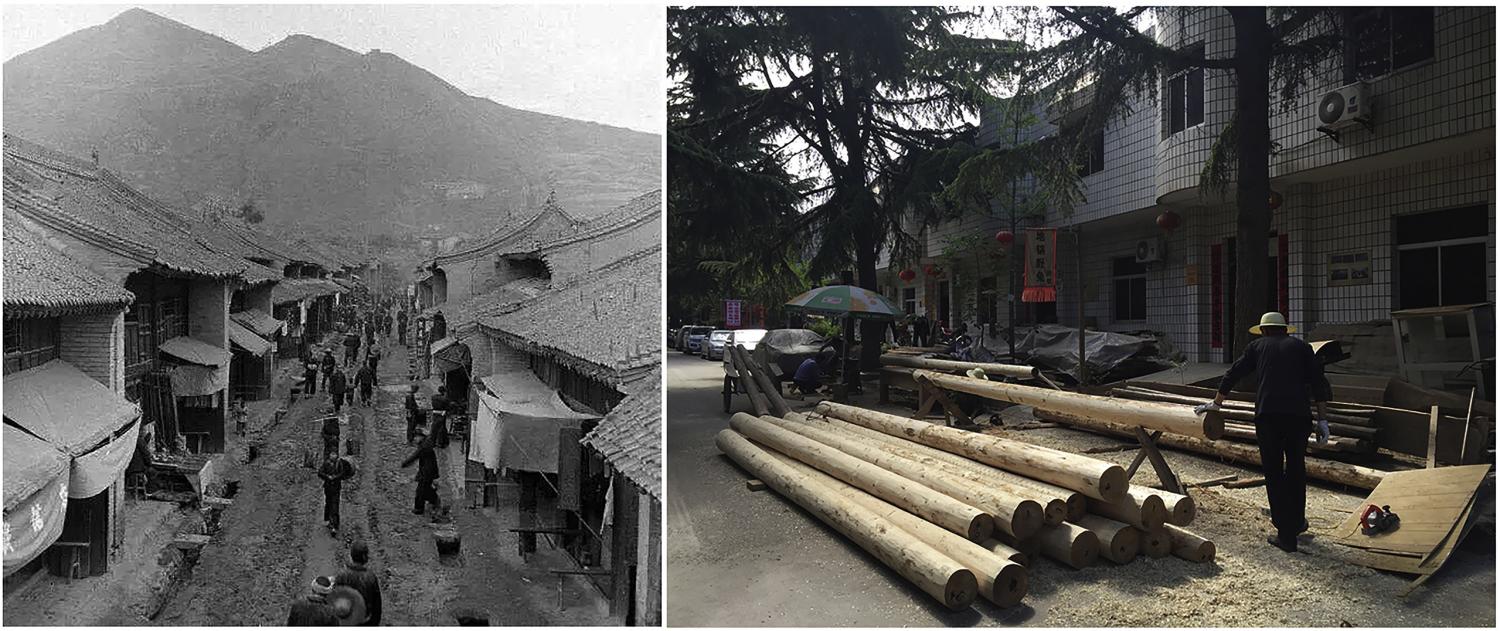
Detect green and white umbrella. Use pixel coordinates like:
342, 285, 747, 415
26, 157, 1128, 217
785, 285, 903, 320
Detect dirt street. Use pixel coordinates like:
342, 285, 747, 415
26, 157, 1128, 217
141, 332, 609, 626
666, 352, 1496, 627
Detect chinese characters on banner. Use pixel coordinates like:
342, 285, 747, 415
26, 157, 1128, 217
724, 299, 743, 327
1021, 228, 1058, 303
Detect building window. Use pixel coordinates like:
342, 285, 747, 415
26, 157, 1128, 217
3, 318, 60, 374
159, 296, 187, 339
1395, 206, 1488, 309
1112, 257, 1148, 322
1076, 128, 1105, 176
901, 287, 917, 317
978, 277, 999, 325
125, 302, 155, 368
1348, 7, 1435, 80
1165, 46, 1205, 135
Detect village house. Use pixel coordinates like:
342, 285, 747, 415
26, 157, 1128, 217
880, 7, 1494, 391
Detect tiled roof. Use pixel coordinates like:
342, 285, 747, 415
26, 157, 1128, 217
430, 200, 583, 267
581, 367, 661, 498
2, 134, 247, 279
476, 244, 661, 384
539, 190, 660, 254
3, 211, 135, 318
271, 277, 343, 304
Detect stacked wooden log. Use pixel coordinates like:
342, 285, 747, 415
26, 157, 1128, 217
1109, 384, 1379, 455
715, 402, 1218, 611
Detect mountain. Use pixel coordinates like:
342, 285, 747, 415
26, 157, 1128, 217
1, 8, 660, 233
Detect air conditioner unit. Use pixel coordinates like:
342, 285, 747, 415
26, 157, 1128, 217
1134, 238, 1165, 264
1316, 83, 1372, 131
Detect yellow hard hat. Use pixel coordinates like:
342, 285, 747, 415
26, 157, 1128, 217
1248, 312, 1296, 335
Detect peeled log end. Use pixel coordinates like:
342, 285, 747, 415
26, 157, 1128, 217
1040, 499, 1067, 525
1011, 500, 1045, 539
1065, 495, 1087, 521
942, 569, 980, 610
1168, 496, 1196, 526
1140, 495, 1168, 530
1202, 411, 1226, 440
1069, 531, 1101, 568
1097, 465, 1129, 502
988, 562, 1029, 608
1140, 528, 1172, 559
1101, 528, 1139, 564
966, 514, 996, 543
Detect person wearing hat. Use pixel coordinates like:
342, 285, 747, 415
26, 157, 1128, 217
1211, 311, 1332, 553
329, 366, 349, 415
401, 430, 441, 516
320, 349, 337, 392
287, 576, 340, 626
302, 362, 319, 398
335, 541, 382, 626
318, 451, 355, 533
405, 384, 423, 444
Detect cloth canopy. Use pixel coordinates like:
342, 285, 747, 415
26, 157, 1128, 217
3, 425, 67, 510
230, 309, 284, 337
471, 371, 597, 473
2, 463, 68, 576
68, 420, 140, 499
227, 320, 272, 357
159, 336, 230, 367
168, 364, 228, 397
3, 360, 141, 456
432, 339, 471, 375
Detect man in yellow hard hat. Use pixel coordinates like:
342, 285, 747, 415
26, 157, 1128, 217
1210, 312, 1332, 553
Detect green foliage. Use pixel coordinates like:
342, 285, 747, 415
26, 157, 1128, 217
805, 317, 841, 340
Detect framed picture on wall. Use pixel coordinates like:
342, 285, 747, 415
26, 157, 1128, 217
1328, 251, 1372, 287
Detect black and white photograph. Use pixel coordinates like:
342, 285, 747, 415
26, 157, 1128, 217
2, 4, 662, 626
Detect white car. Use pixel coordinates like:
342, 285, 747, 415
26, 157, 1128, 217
720, 328, 768, 370
703, 330, 733, 360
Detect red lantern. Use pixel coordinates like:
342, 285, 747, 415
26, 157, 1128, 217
924, 265, 942, 277
898, 269, 916, 282
994, 230, 1015, 245
1268, 190, 1284, 211
1156, 210, 1181, 233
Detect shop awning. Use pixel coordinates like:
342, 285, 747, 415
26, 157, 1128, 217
230, 309, 284, 337
433, 339, 471, 374
3, 425, 69, 574
159, 336, 231, 367
227, 320, 273, 357
168, 364, 229, 397
3, 360, 141, 457
469, 371, 597, 474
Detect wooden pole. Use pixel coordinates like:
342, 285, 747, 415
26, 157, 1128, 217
880, 355, 1039, 381
1163, 524, 1216, 563
1131, 487, 1195, 527
1035, 522, 1100, 569
817, 414, 1082, 523
764, 415, 1044, 539
990, 531, 1042, 566
1087, 491, 1167, 531
817, 401, 1129, 501
1112, 387, 1375, 427
1033, 410, 1387, 489
1138, 527, 1172, 559
979, 538, 1028, 566
736, 344, 790, 418
915, 370, 1225, 440
770, 451, 1029, 607
715, 430, 979, 609
730, 346, 770, 417
1221, 424, 1371, 451
1072, 515, 1139, 564
1427, 405, 1440, 469
728, 413, 994, 541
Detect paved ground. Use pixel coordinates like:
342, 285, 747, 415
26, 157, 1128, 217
6, 328, 610, 626
666, 352, 1497, 627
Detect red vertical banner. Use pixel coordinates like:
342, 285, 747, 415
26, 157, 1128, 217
724, 299, 743, 327
1277, 234, 1289, 318
1210, 243, 1223, 349
1021, 229, 1058, 303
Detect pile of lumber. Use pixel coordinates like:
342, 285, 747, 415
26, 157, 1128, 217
714, 402, 1216, 611
1109, 384, 1380, 455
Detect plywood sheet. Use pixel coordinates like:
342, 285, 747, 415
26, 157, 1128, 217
1330, 465, 1490, 554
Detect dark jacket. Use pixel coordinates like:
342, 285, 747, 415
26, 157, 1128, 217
287, 595, 340, 626
430, 394, 450, 413
319, 457, 355, 492
405, 393, 421, 417
322, 416, 341, 437
402, 440, 439, 482
1218, 334, 1333, 419
321, 354, 337, 374
330, 372, 349, 396
356, 366, 374, 388
334, 562, 383, 625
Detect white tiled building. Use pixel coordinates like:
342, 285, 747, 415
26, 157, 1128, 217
882, 7, 1495, 371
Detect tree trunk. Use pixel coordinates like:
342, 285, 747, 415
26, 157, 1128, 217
1229, 7, 1274, 357
1072, 515, 1140, 564
856, 229, 885, 373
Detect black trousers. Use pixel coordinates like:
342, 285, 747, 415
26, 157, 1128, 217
331, 393, 344, 413
413, 479, 441, 513
323, 485, 341, 528
1254, 414, 1312, 542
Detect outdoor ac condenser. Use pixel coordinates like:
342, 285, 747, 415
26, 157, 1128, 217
1134, 238, 1164, 264
1316, 82, 1372, 131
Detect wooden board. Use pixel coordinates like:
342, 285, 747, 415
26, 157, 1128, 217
1329, 465, 1490, 555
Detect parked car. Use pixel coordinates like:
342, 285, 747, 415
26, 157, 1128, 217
703, 330, 733, 360
681, 326, 714, 354
668, 326, 679, 350
720, 328, 768, 370
673, 326, 697, 351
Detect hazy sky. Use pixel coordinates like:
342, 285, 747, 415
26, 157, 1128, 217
3, 4, 665, 133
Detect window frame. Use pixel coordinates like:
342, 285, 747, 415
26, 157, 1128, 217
3, 318, 61, 375
1346, 7, 1437, 82
1164, 44, 1206, 137
1111, 257, 1149, 323
1076, 128, 1106, 177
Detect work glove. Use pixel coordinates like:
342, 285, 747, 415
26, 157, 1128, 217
1192, 401, 1221, 415
1315, 418, 1331, 445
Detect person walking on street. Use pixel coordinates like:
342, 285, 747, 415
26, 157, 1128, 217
401, 430, 442, 516
334, 542, 382, 626
321, 414, 341, 458
303, 362, 319, 397
430, 310, 447, 343
1211, 311, 1332, 553
404, 384, 422, 443
344, 330, 361, 367
287, 576, 340, 626
430, 386, 451, 448
396, 310, 408, 346
321, 350, 337, 392
318, 451, 355, 533
383, 311, 393, 338
355, 363, 375, 407
330, 367, 349, 415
